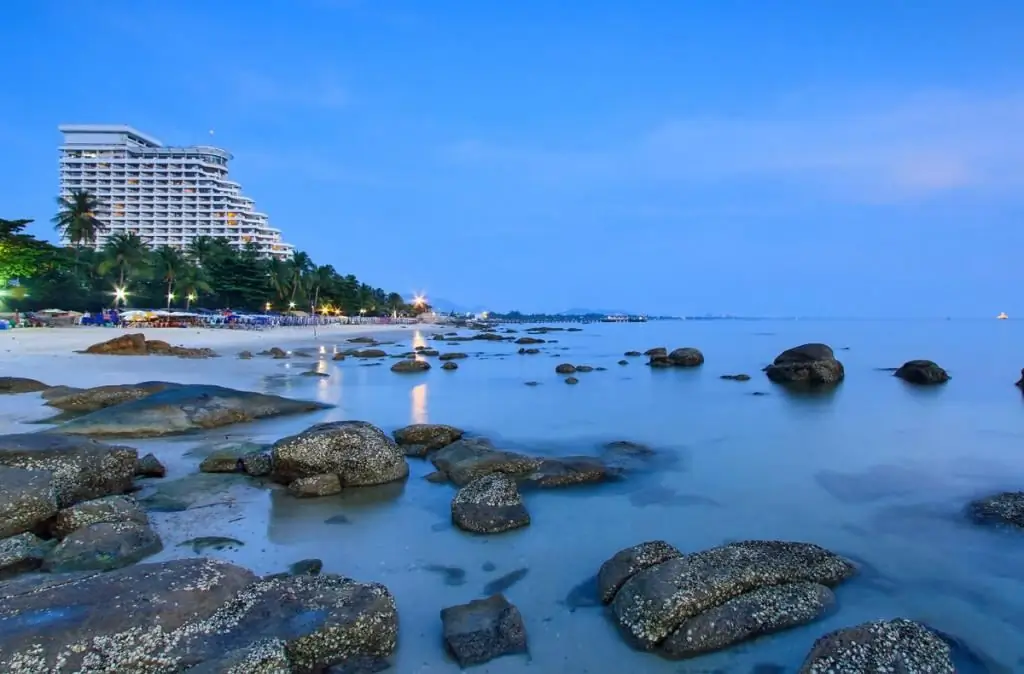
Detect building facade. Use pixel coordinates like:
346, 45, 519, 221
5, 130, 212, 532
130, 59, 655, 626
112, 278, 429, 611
58, 124, 293, 259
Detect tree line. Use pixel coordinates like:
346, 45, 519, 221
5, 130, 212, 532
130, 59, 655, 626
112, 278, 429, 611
0, 190, 424, 315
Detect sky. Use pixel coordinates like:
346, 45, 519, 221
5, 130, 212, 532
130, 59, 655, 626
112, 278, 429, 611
3, 0, 1024, 317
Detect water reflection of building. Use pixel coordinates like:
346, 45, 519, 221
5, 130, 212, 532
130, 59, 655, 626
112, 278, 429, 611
411, 383, 428, 424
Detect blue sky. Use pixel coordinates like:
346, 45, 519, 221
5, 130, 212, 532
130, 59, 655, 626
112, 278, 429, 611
3, 0, 1024, 317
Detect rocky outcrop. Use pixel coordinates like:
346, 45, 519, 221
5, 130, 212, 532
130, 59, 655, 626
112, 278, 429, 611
52, 384, 330, 437
49, 494, 149, 539
391, 359, 430, 373
271, 421, 409, 491
442, 362, 459, 370
0, 376, 51, 394
353, 349, 387, 358
555, 363, 576, 374
439, 352, 468, 361
392, 424, 464, 455
799, 619, 955, 672
515, 337, 545, 345
893, 360, 950, 385
79, 333, 215, 358
764, 343, 844, 386
650, 347, 705, 368
966, 491, 1024, 528
451, 473, 530, 534
0, 532, 54, 579
289, 473, 343, 497
441, 594, 528, 667
0, 434, 137, 507
43, 521, 163, 572
599, 539, 856, 658
44, 381, 182, 413
720, 373, 751, 381
0, 466, 59, 538
135, 453, 166, 477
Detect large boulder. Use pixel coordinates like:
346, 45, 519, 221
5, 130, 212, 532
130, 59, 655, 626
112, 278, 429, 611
79, 333, 215, 358
764, 343, 844, 386
799, 619, 955, 673
43, 521, 163, 572
48, 494, 149, 539
0, 466, 59, 538
0, 376, 51, 394
451, 473, 530, 534
893, 360, 950, 385
392, 423, 464, 455
966, 491, 1024, 528
0, 558, 257, 672
271, 421, 409, 488
0, 434, 137, 508
441, 594, 528, 667
44, 381, 182, 413
601, 540, 856, 658
51, 384, 331, 437
650, 347, 705, 368
391, 359, 430, 373
430, 438, 543, 487
0, 532, 55, 579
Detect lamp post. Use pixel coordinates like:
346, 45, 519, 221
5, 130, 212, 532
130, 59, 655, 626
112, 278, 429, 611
166, 292, 174, 310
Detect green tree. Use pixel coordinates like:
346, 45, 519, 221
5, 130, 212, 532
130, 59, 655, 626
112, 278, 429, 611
52, 190, 107, 265
152, 246, 188, 309
187, 235, 217, 267
97, 232, 150, 301
287, 250, 314, 307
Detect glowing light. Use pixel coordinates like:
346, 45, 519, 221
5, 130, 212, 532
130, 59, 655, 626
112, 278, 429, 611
265, 302, 272, 312
359, 308, 366, 315
167, 293, 175, 301
288, 301, 296, 310
187, 293, 197, 302
412, 294, 427, 307
113, 287, 128, 302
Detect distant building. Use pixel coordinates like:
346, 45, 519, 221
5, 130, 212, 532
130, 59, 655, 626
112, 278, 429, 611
58, 124, 293, 259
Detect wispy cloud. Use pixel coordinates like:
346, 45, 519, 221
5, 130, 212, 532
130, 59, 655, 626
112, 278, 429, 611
441, 92, 1024, 203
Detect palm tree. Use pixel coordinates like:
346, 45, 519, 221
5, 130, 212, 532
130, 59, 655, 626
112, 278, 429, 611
307, 264, 336, 313
266, 257, 291, 304
187, 235, 217, 268
152, 246, 188, 309
51, 190, 107, 270
177, 265, 213, 310
97, 233, 149, 303
286, 251, 314, 307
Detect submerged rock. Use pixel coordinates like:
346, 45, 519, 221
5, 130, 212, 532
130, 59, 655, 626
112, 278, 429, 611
721, 373, 751, 381
650, 347, 705, 368
966, 491, 1024, 528
392, 424, 464, 454
391, 359, 430, 373
352, 349, 387, 358
49, 494, 149, 539
555, 363, 576, 374
0, 434, 136, 508
893, 360, 950, 385
135, 452, 166, 478
764, 343, 844, 386
799, 618, 955, 673
289, 473, 343, 497
431, 438, 543, 487
451, 473, 530, 534
441, 594, 528, 667
0, 466, 59, 538
439, 352, 468, 361
44, 381, 181, 413
601, 539, 857, 657
51, 384, 331, 437
199, 448, 247, 473
0, 376, 51, 394
0, 532, 55, 579
271, 421, 409, 488
43, 521, 163, 572
442, 362, 459, 370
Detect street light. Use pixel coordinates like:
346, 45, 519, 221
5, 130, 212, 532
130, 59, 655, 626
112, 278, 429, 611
288, 301, 296, 310
265, 302, 272, 312
186, 293, 196, 310
113, 287, 128, 307
166, 292, 174, 310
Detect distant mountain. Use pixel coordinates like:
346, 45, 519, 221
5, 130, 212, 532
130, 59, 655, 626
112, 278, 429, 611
559, 307, 634, 316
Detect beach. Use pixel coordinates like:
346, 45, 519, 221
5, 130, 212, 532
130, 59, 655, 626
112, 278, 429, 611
0, 319, 1022, 672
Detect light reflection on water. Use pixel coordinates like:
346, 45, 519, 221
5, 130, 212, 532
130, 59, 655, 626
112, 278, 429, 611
411, 383, 428, 425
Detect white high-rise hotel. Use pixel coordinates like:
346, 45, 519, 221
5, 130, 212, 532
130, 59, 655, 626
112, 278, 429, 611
58, 124, 293, 259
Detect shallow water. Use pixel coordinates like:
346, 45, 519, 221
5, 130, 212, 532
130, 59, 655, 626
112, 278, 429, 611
6, 319, 1024, 672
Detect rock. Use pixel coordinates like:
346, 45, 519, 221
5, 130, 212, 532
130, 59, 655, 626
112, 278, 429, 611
524, 381, 540, 386
49, 494, 149, 539
52, 384, 331, 437
661, 582, 836, 659
391, 359, 431, 373
966, 491, 1024, 527
442, 362, 458, 370
272, 421, 409, 487
799, 618, 955, 673
521, 457, 620, 489
0, 558, 257, 672
668, 347, 705, 367
644, 347, 667, 357
184, 638, 291, 673
473, 332, 506, 341
425, 470, 448, 483
518, 347, 541, 355
439, 352, 468, 360
565, 376, 579, 385
333, 352, 346, 361
135, 452, 166, 478
0, 434, 136, 508
238, 350, 254, 359
624, 351, 642, 357
0, 466, 59, 538
764, 343, 844, 386
290, 558, 324, 576
1016, 368, 1024, 388
393, 424, 464, 453
452, 473, 530, 534
0, 376, 51, 394
301, 370, 329, 378
598, 540, 683, 604
555, 363, 576, 374
418, 349, 440, 357
441, 594, 528, 667
260, 346, 289, 358
0, 532, 55, 579
44, 381, 182, 413
604, 540, 857, 652
720, 373, 751, 381
43, 521, 163, 572
618, 359, 629, 365
79, 333, 215, 358
353, 349, 387, 358
199, 450, 244, 473
515, 337, 545, 344
430, 438, 543, 487
241, 450, 274, 477
40, 385, 83, 400
575, 365, 594, 373
289, 474, 343, 497
348, 336, 378, 344
893, 360, 950, 385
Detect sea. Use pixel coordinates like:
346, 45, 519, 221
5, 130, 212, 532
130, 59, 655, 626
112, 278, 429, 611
22, 319, 1024, 672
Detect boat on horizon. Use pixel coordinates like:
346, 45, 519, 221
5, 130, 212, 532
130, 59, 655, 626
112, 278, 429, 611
998, 312, 1009, 320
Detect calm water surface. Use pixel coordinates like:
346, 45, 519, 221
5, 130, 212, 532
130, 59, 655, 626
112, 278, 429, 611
14, 320, 1024, 672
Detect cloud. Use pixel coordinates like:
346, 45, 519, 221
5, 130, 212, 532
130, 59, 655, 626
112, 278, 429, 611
442, 92, 1024, 203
